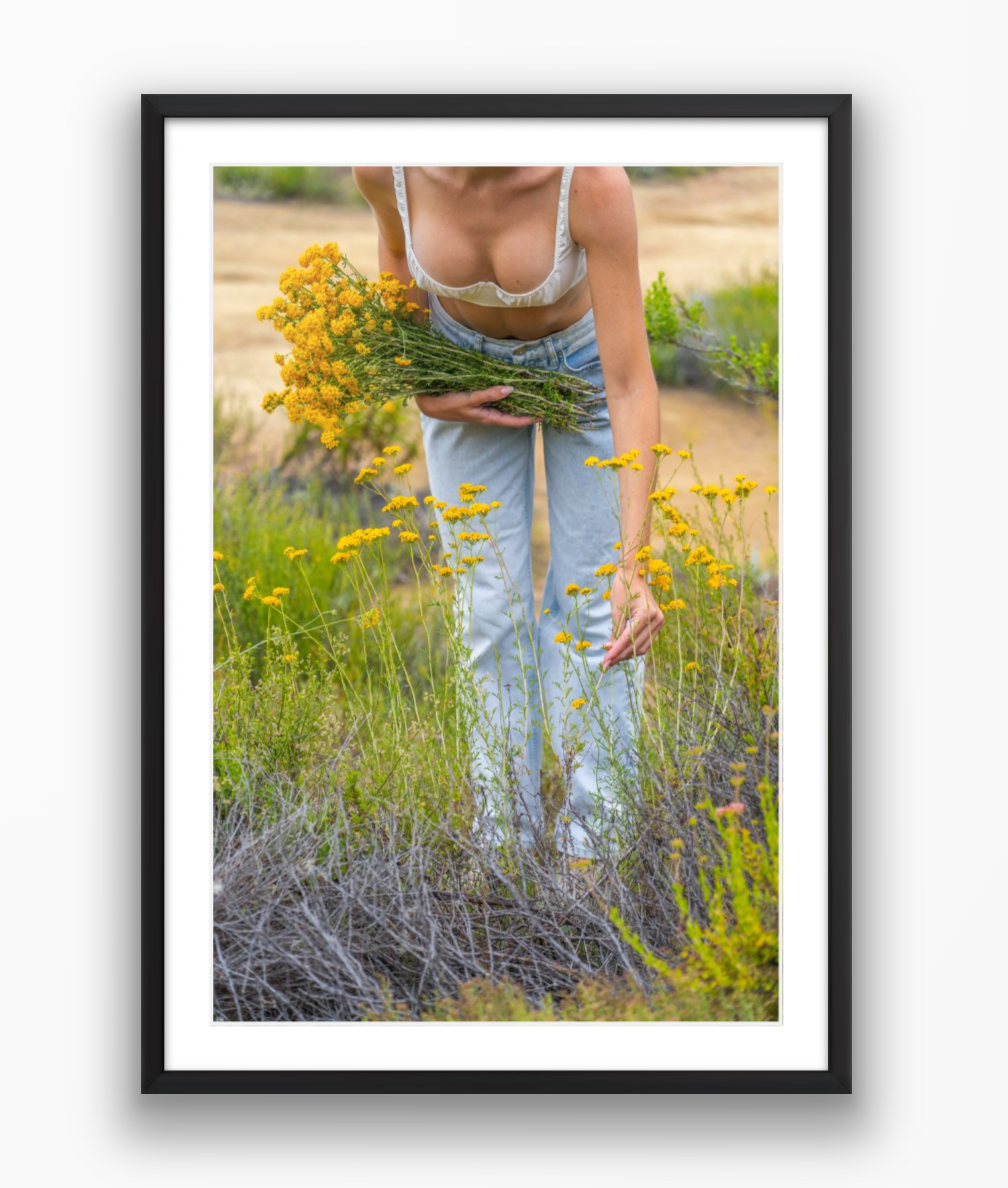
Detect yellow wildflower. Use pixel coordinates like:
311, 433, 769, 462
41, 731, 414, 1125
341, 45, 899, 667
393, 463, 413, 476
684, 661, 700, 673
359, 607, 381, 629
678, 450, 690, 459
571, 698, 587, 710
261, 595, 282, 609
554, 631, 573, 645
461, 556, 484, 566
629, 462, 643, 472
382, 445, 401, 457
651, 444, 672, 456
399, 531, 420, 544
354, 468, 378, 484
272, 587, 290, 596
283, 547, 307, 561
437, 566, 453, 577
661, 599, 687, 611
595, 563, 618, 577
212, 582, 225, 594
330, 551, 356, 564
212, 550, 224, 561
575, 641, 591, 652
283, 653, 297, 664
603, 590, 611, 602
393, 356, 412, 366
423, 495, 436, 505
491, 500, 502, 509
584, 456, 599, 467
635, 546, 652, 562
565, 583, 581, 596
765, 485, 778, 495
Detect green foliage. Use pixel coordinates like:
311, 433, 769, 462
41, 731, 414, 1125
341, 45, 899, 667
213, 166, 367, 205
645, 267, 779, 400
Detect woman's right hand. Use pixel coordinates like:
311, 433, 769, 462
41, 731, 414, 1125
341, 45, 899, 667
415, 385, 538, 427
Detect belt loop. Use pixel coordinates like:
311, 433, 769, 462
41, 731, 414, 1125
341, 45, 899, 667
546, 338, 559, 367
474, 332, 485, 354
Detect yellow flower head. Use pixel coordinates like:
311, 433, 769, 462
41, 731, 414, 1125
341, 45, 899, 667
213, 550, 224, 561
575, 640, 591, 652
461, 555, 484, 566
651, 444, 672, 457
272, 587, 290, 596
661, 598, 687, 611
554, 631, 573, 645
393, 356, 412, 366
382, 445, 402, 457
354, 468, 379, 484
678, 450, 690, 459
261, 595, 282, 609
283, 547, 308, 561
565, 583, 582, 597
684, 660, 701, 674
283, 653, 297, 664
765, 485, 778, 495
583, 456, 599, 467
212, 582, 225, 594
330, 551, 356, 564
359, 607, 381, 629
393, 463, 413, 476
399, 531, 420, 544
595, 563, 618, 578
571, 698, 587, 710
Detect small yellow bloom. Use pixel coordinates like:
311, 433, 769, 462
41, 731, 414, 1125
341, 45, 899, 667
393, 356, 412, 366
399, 531, 420, 544
272, 587, 290, 596
543, 608, 551, 616
554, 631, 574, 645
461, 555, 484, 566
437, 566, 454, 577
392, 519, 403, 528
261, 595, 282, 609
283, 653, 297, 664
595, 563, 618, 578
684, 661, 701, 673
651, 444, 672, 457
575, 641, 591, 652
583, 456, 599, 467
765, 485, 778, 495
382, 445, 401, 457
602, 590, 611, 601
359, 607, 381, 629
661, 598, 687, 611
212, 582, 225, 594
678, 450, 690, 459
354, 468, 378, 485
330, 551, 356, 564
423, 495, 436, 505
491, 500, 502, 509
283, 547, 307, 561
571, 698, 587, 710
393, 463, 413, 476
565, 583, 581, 597
212, 550, 224, 561
629, 462, 643, 472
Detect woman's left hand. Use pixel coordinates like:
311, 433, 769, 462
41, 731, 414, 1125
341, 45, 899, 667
601, 568, 665, 670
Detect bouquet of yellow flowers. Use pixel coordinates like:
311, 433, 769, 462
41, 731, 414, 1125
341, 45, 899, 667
255, 243, 603, 442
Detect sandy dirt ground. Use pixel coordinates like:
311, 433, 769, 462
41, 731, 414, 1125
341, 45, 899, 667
213, 168, 780, 594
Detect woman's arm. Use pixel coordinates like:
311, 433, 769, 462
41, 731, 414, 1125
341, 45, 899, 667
568, 167, 664, 669
352, 167, 533, 428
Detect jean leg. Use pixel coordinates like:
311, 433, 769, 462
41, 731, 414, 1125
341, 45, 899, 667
540, 411, 645, 858
419, 412, 544, 848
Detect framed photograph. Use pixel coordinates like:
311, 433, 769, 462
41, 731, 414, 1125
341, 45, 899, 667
142, 94, 851, 1093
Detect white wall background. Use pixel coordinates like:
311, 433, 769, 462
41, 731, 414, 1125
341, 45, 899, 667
1, 1, 999, 1181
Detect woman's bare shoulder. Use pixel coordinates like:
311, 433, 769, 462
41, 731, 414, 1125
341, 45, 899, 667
352, 166, 396, 207
568, 167, 636, 246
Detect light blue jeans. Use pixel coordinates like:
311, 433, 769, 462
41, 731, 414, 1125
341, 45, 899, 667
421, 292, 644, 859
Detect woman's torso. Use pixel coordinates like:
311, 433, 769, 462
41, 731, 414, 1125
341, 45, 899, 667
392, 166, 592, 340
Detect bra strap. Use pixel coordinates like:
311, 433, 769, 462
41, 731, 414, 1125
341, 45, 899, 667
555, 165, 576, 259
391, 166, 413, 250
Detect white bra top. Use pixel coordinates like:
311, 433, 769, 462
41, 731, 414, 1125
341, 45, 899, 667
391, 165, 588, 309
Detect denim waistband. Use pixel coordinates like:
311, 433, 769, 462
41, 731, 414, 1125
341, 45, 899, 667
428, 290, 597, 367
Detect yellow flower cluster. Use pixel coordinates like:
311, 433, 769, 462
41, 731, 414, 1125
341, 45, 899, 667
554, 631, 574, 645
359, 607, 381, 629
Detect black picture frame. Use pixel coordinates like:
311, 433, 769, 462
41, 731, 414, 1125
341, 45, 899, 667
141, 93, 851, 1094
